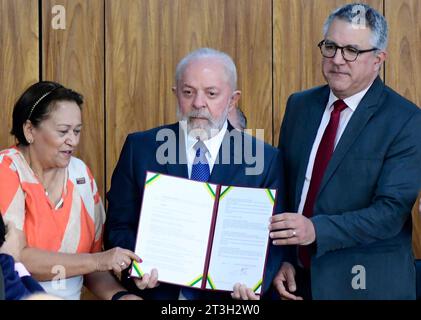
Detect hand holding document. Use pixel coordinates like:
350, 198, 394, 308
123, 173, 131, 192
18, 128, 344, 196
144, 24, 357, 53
130, 171, 277, 294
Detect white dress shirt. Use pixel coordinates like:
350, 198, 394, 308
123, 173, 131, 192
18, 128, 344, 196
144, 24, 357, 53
180, 120, 228, 178
297, 85, 372, 214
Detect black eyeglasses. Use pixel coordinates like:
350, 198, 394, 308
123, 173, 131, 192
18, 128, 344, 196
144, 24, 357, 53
318, 40, 378, 62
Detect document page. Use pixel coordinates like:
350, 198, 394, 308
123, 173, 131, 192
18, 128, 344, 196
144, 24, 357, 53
205, 186, 276, 293
130, 172, 217, 288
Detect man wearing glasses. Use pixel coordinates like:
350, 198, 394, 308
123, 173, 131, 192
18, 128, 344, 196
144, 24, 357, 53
269, 3, 421, 299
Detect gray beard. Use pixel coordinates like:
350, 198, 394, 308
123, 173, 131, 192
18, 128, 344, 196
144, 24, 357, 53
177, 105, 229, 140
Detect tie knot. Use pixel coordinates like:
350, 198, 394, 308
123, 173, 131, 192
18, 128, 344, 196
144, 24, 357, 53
193, 140, 208, 162
333, 99, 347, 113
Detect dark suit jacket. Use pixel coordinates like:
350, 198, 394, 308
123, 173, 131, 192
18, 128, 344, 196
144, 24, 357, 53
0, 263, 4, 300
0, 254, 44, 300
278, 77, 421, 299
105, 122, 284, 299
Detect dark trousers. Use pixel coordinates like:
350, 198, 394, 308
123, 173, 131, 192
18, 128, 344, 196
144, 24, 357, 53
295, 266, 312, 300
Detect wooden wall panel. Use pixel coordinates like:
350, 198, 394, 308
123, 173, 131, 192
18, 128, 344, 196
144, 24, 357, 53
385, 0, 421, 258
386, 0, 421, 105
273, 0, 383, 145
106, 0, 272, 190
42, 0, 105, 197
0, 0, 38, 150
1, 0, 420, 259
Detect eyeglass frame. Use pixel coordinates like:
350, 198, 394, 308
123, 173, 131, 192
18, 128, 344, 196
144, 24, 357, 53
317, 40, 379, 62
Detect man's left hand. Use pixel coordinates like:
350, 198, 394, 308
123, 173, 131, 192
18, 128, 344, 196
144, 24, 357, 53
269, 212, 315, 245
231, 283, 259, 300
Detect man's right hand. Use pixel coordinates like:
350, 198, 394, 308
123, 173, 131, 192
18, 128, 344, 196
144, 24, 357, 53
133, 268, 159, 290
273, 262, 303, 300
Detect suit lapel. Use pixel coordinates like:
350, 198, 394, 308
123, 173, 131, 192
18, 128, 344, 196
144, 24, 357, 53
318, 77, 384, 196
210, 123, 238, 184
294, 87, 330, 210
165, 122, 189, 178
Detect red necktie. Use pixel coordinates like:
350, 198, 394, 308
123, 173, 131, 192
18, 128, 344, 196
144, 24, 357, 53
299, 99, 347, 268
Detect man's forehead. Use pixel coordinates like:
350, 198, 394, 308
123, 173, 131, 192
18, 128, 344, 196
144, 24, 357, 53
182, 58, 229, 78
326, 18, 373, 46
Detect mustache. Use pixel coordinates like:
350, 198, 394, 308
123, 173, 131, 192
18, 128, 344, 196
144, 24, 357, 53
328, 68, 351, 75
184, 110, 213, 121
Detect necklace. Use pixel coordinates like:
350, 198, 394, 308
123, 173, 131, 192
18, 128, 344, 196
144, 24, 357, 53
35, 169, 63, 197
37, 173, 54, 196
18, 146, 66, 206
45, 170, 63, 196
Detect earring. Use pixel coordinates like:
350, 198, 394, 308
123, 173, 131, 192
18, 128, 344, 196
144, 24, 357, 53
27, 139, 33, 144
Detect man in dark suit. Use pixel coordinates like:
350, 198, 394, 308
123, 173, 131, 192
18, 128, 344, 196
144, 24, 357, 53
269, 3, 421, 299
104, 48, 283, 300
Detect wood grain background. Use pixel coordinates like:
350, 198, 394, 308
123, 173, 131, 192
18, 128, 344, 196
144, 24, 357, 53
42, 0, 105, 197
0, 0, 38, 148
105, 0, 273, 188
1, 0, 420, 258
384, 0, 421, 260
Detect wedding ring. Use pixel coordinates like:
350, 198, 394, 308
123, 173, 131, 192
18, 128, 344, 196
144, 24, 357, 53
120, 262, 126, 267
292, 230, 296, 237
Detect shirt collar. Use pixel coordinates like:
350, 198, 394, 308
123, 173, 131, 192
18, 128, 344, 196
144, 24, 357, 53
327, 81, 374, 112
180, 120, 228, 161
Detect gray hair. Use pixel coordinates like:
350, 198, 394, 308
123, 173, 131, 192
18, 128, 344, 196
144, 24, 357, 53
175, 48, 238, 90
323, 3, 388, 50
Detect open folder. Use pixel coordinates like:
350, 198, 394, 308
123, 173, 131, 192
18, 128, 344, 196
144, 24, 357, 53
130, 171, 277, 294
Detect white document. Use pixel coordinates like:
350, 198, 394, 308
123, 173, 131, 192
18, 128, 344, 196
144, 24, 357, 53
206, 186, 275, 293
131, 172, 216, 288
130, 171, 277, 294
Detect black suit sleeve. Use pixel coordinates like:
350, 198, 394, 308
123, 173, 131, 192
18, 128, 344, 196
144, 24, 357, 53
104, 134, 142, 251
